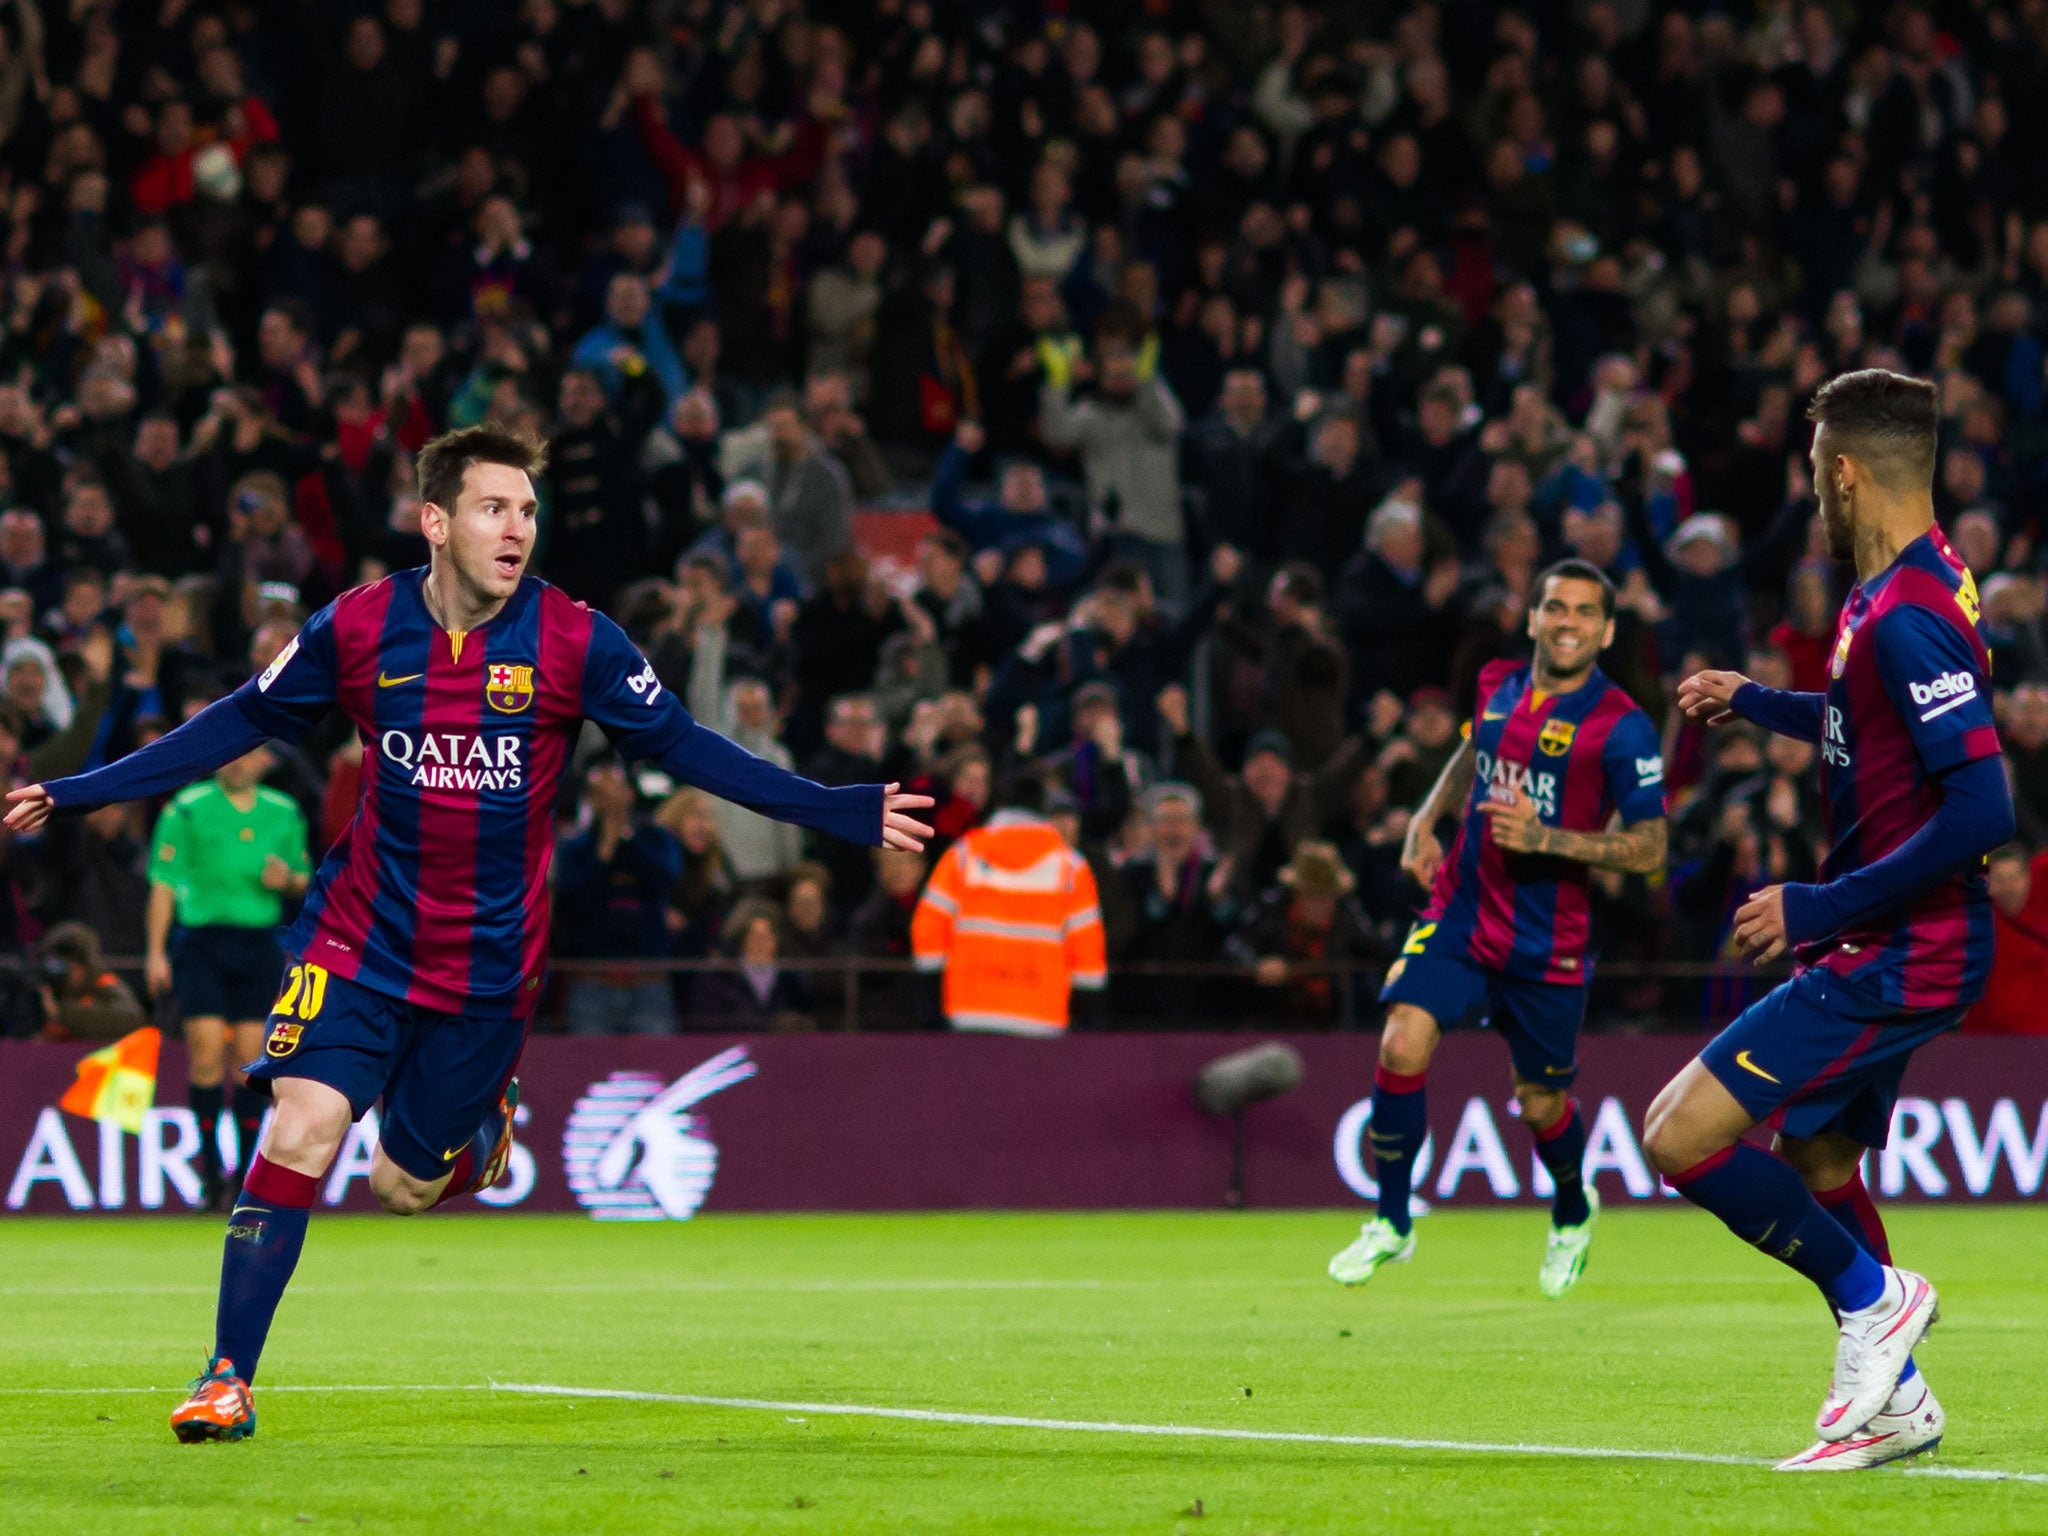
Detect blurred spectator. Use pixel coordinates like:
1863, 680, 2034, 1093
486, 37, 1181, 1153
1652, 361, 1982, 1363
1965, 845, 2048, 1036
554, 761, 683, 1037
704, 677, 804, 892
1769, 563, 1838, 695
1225, 841, 1386, 1025
1335, 493, 1460, 704
1160, 684, 1368, 901
759, 395, 855, 587
36, 920, 146, 1043
848, 846, 929, 1030
912, 777, 1106, 1035
694, 898, 810, 1030
1104, 783, 1235, 1024
652, 788, 736, 962
1040, 344, 1186, 605
780, 861, 841, 1025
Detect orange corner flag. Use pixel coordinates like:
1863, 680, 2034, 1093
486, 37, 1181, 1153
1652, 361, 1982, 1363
59, 1026, 160, 1135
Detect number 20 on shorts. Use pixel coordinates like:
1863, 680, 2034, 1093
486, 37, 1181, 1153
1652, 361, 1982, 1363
273, 962, 329, 1022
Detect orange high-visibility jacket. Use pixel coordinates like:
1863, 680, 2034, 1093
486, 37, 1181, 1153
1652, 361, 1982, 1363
910, 811, 1107, 1035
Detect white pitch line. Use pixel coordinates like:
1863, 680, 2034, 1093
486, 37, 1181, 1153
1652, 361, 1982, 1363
489, 1382, 2048, 1487
22, 1379, 2046, 1486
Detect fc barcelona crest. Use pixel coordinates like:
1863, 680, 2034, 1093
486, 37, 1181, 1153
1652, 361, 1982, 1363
1830, 624, 1854, 680
265, 1020, 302, 1059
486, 663, 535, 714
1537, 717, 1576, 756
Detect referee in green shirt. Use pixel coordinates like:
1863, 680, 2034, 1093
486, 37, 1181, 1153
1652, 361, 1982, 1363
148, 746, 311, 1208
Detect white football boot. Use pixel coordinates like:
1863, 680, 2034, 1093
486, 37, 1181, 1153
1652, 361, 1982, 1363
1327, 1218, 1417, 1286
1779, 1374, 1944, 1471
1537, 1186, 1599, 1299
1816, 1268, 1939, 1442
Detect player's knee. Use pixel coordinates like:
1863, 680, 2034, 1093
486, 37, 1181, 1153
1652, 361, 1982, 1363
372, 1174, 434, 1216
1513, 1084, 1566, 1130
261, 1108, 345, 1175
1775, 1134, 1862, 1193
1640, 1097, 1702, 1178
1377, 1008, 1436, 1076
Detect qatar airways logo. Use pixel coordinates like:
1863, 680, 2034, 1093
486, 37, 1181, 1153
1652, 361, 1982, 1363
1474, 750, 1556, 818
380, 730, 525, 790
1823, 704, 1851, 769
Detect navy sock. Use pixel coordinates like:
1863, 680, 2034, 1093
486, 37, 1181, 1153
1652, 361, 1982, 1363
1672, 1144, 1885, 1312
1371, 1068, 1427, 1236
429, 1114, 501, 1208
1818, 1173, 1917, 1386
1532, 1101, 1590, 1228
229, 1086, 267, 1177
215, 1153, 317, 1385
188, 1083, 224, 1182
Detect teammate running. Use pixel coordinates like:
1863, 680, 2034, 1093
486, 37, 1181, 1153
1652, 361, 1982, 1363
4, 426, 933, 1443
1650, 369, 2010, 1471
1329, 559, 1667, 1297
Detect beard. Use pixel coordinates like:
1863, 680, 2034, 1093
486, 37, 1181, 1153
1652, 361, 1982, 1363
1818, 484, 1855, 560
1536, 633, 1596, 680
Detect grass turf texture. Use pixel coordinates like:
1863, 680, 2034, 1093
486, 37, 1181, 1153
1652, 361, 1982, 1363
4, 1208, 2047, 1534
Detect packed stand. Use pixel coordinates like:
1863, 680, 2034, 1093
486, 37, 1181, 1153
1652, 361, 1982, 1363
3, 0, 2048, 1035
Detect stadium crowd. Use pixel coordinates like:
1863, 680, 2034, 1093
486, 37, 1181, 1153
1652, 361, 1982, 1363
3, 0, 2048, 1034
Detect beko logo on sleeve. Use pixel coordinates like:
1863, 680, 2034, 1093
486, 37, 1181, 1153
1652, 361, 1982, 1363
256, 635, 300, 692
1909, 670, 1978, 721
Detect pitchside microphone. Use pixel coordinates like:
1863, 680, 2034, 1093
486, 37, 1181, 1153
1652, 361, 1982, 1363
1194, 1043, 1305, 1208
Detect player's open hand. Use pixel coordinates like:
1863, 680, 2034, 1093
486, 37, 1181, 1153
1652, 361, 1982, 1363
1478, 782, 1546, 854
3, 783, 52, 833
1732, 884, 1789, 965
1677, 669, 1751, 726
880, 783, 935, 852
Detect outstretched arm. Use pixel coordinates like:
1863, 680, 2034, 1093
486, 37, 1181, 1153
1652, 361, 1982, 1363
1678, 668, 1824, 742
6, 603, 341, 831
582, 610, 931, 850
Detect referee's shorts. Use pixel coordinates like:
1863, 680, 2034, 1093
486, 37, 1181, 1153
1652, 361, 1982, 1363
171, 924, 284, 1022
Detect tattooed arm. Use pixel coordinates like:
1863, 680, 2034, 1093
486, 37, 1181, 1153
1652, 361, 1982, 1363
1479, 785, 1668, 875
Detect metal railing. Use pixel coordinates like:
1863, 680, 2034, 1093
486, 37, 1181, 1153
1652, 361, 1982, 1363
91, 954, 1797, 1034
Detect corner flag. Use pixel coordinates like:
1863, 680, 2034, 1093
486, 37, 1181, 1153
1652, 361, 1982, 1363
59, 1026, 160, 1134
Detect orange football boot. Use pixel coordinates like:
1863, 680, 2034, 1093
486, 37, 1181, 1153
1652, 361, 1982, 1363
169, 1357, 256, 1443
476, 1078, 521, 1190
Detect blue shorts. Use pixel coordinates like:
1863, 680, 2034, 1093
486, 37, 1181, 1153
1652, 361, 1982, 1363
171, 925, 283, 1022
244, 960, 526, 1182
1700, 968, 1964, 1148
1382, 926, 1587, 1086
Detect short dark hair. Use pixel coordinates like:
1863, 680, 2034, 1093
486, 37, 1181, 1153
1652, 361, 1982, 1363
1274, 561, 1324, 608
1989, 841, 2031, 869
415, 424, 548, 512
1533, 558, 1616, 619
1806, 368, 1938, 490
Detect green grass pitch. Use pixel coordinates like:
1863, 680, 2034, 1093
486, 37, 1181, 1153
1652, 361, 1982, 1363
5, 1207, 2048, 1534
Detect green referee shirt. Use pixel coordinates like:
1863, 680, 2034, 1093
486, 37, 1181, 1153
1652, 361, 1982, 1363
148, 781, 312, 930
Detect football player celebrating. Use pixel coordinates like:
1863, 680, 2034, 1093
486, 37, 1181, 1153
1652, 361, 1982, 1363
1653, 370, 2010, 1471
5, 426, 933, 1442
1329, 560, 1667, 1297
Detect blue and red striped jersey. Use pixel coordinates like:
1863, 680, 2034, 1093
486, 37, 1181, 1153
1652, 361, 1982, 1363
1806, 526, 1999, 1008
48, 570, 883, 1017
1422, 659, 1665, 985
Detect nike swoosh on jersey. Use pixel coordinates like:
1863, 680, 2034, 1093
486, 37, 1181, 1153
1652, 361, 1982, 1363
442, 1146, 463, 1161
378, 671, 425, 688
1734, 1049, 1780, 1084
